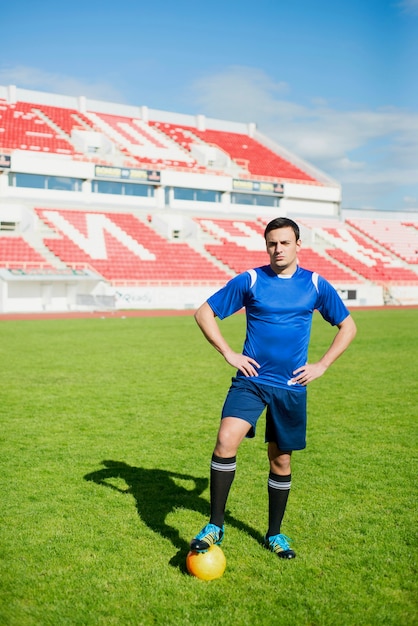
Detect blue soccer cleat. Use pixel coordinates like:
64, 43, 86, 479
264, 533, 296, 559
190, 523, 225, 553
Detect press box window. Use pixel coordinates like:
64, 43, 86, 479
93, 180, 154, 197
172, 187, 220, 202
231, 193, 279, 207
9, 173, 82, 191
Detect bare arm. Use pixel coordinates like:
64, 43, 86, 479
194, 302, 260, 377
291, 314, 357, 386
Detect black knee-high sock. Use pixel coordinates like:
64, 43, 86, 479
209, 454, 236, 528
267, 472, 291, 537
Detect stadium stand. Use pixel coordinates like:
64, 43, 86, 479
34, 208, 232, 283
0, 100, 77, 154
0, 234, 53, 269
85, 112, 197, 168
195, 217, 360, 282
0, 85, 417, 312
346, 218, 418, 265
153, 123, 318, 182
32, 104, 96, 137
298, 218, 418, 283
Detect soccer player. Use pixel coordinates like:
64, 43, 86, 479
190, 217, 357, 559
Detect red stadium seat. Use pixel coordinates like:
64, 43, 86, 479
0, 235, 54, 269
34, 208, 232, 283
0, 101, 77, 154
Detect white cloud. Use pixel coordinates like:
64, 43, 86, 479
0, 65, 126, 103
1, 62, 416, 212
335, 157, 366, 171
191, 65, 418, 210
396, 0, 418, 15
193, 65, 292, 122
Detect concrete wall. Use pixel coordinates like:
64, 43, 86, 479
2, 277, 406, 314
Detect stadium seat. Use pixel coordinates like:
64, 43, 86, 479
346, 218, 418, 264
34, 208, 232, 283
153, 123, 318, 182
299, 218, 418, 283
0, 235, 54, 269
195, 217, 359, 283
0, 101, 77, 154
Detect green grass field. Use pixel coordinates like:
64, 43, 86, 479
0, 308, 417, 625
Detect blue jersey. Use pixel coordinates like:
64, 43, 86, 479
207, 265, 350, 390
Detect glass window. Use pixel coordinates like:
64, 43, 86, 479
231, 192, 253, 205
95, 180, 122, 195
173, 187, 220, 202
11, 173, 46, 189
196, 189, 220, 202
254, 195, 278, 207
231, 193, 279, 207
93, 181, 154, 197
124, 183, 152, 197
173, 187, 195, 200
10, 173, 82, 191
48, 177, 82, 191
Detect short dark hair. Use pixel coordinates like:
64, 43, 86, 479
264, 217, 300, 241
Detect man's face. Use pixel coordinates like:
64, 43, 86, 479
265, 226, 301, 275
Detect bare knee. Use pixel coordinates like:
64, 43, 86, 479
214, 417, 251, 458
268, 442, 292, 475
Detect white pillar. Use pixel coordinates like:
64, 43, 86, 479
140, 106, 149, 123
8, 85, 17, 104
0, 279, 7, 312
196, 114, 206, 131
41, 283, 52, 311
78, 95, 87, 113
66, 283, 77, 310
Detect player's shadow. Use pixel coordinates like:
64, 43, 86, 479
84, 459, 263, 571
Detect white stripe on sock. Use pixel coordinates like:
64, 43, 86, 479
211, 461, 237, 472
268, 478, 291, 490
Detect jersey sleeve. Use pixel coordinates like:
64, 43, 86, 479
315, 275, 350, 326
207, 272, 251, 320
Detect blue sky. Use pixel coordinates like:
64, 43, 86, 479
1, 0, 417, 212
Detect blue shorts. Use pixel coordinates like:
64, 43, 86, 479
221, 377, 307, 451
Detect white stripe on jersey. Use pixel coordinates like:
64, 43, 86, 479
312, 271, 319, 292
247, 268, 257, 288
